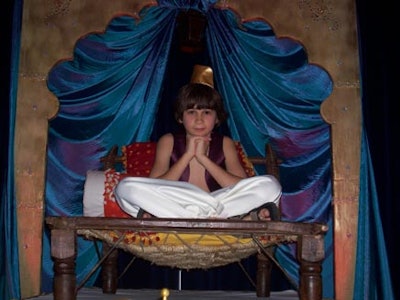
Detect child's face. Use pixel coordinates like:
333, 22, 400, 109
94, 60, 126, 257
180, 108, 218, 137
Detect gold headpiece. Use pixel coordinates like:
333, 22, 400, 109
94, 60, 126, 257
190, 65, 214, 88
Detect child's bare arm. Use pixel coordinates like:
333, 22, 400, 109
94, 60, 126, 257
223, 137, 247, 178
149, 134, 173, 178
149, 133, 193, 180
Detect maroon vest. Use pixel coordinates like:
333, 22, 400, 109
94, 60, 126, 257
170, 132, 225, 192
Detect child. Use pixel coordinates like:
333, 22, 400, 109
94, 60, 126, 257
114, 65, 281, 220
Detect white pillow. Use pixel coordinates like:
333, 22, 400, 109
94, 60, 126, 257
83, 170, 106, 217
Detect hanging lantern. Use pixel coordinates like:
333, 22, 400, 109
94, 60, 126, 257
176, 9, 207, 54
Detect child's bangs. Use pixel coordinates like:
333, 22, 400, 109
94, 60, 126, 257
188, 95, 217, 110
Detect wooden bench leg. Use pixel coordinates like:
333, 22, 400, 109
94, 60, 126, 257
256, 252, 273, 297
51, 229, 77, 300
101, 242, 119, 294
298, 234, 325, 300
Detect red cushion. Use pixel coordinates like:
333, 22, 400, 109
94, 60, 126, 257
123, 142, 156, 176
234, 141, 255, 177
103, 169, 131, 218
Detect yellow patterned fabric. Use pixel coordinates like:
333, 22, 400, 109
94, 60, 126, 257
78, 229, 296, 269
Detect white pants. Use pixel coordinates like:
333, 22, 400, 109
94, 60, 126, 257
114, 175, 281, 219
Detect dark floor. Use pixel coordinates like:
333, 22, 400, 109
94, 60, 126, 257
29, 288, 300, 299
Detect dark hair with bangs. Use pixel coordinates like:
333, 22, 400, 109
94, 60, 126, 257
173, 83, 227, 125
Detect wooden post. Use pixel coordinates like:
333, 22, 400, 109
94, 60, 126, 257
256, 252, 273, 297
298, 234, 325, 300
51, 229, 77, 300
101, 242, 119, 294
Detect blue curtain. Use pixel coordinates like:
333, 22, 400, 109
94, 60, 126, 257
2, 0, 393, 299
1, 0, 22, 298
206, 7, 335, 294
44, 3, 179, 290
353, 131, 394, 299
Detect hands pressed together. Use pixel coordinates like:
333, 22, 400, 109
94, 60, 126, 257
185, 135, 211, 161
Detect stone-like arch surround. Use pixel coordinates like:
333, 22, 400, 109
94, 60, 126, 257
15, 1, 360, 299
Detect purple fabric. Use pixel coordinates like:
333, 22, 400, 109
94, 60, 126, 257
171, 132, 225, 192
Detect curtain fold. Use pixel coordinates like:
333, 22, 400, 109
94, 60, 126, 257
205, 8, 334, 295
353, 131, 394, 299
43, 4, 179, 290
1, 0, 22, 298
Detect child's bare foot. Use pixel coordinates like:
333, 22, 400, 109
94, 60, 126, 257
141, 212, 154, 218
256, 208, 272, 221
240, 203, 279, 221
241, 208, 272, 221
137, 209, 155, 218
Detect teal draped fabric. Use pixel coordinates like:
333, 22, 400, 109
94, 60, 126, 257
1, 0, 22, 298
354, 131, 394, 299
44, 4, 179, 289
205, 8, 335, 294
0, 0, 387, 299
